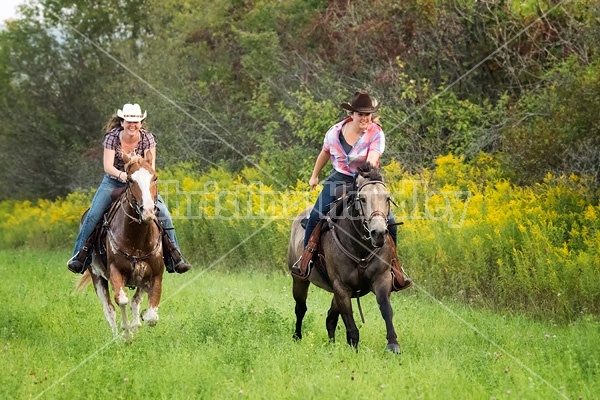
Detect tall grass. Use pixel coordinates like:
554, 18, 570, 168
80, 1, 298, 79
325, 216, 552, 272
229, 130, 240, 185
0, 154, 599, 318
0, 249, 597, 399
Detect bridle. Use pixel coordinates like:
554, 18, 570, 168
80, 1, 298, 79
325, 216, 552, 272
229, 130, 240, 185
326, 179, 393, 268
120, 171, 158, 224
351, 180, 391, 242
120, 182, 144, 224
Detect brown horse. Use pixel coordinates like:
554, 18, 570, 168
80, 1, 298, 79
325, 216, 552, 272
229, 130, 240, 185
288, 163, 402, 353
78, 153, 163, 338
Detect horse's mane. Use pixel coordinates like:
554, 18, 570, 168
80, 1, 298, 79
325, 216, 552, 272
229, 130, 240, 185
124, 154, 146, 170
356, 162, 383, 182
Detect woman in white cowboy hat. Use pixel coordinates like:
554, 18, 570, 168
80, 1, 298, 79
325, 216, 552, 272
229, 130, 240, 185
67, 103, 191, 274
291, 91, 408, 289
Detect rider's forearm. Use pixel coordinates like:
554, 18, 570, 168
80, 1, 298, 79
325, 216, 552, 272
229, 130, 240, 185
311, 150, 330, 179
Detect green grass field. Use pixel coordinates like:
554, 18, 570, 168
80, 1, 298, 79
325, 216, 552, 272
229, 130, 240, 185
0, 249, 597, 399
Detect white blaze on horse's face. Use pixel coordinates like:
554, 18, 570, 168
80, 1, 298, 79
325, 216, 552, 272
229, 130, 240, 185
130, 167, 156, 222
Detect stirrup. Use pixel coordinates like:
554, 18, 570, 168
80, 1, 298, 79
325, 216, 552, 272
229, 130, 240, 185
391, 269, 412, 291
291, 257, 312, 280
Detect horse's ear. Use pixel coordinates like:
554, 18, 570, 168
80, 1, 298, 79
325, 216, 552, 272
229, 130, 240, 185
355, 174, 365, 186
122, 151, 131, 164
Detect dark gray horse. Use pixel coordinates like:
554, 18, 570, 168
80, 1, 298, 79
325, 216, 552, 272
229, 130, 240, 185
288, 163, 401, 353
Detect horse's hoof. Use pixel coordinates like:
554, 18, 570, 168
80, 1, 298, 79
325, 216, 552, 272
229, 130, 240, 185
141, 309, 159, 326
386, 343, 401, 354
123, 330, 134, 341
292, 333, 302, 341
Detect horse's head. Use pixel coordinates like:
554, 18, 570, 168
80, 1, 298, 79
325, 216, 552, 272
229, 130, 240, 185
353, 162, 391, 247
122, 152, 158, 223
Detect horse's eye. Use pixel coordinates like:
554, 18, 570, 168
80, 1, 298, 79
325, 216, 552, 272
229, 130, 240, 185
358, 197, 366, 203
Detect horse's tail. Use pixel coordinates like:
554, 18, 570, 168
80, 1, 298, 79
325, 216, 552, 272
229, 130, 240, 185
75, 269, 93, 292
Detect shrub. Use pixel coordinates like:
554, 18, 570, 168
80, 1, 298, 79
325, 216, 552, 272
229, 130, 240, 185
1, 156, 597, 319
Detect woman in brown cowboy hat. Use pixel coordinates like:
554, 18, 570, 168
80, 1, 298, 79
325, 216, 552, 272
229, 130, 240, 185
67, 103, 192, 275
291, 91, 405, 284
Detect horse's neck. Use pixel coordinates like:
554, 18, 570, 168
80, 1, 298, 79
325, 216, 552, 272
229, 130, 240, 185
334, 210, 372, 257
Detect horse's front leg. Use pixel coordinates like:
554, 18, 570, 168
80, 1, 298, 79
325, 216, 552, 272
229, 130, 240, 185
108, 263, 131, 336
141, 274, 162, 327
332, 281, 359, 349
292, 278, 310, 340
326, 297, 340, 342
130, 288, 143, 331
90, 273, 118, 336
374, 285, 400, 354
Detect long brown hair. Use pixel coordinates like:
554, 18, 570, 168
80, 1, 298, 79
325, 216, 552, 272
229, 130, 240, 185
103, 114, 123, 132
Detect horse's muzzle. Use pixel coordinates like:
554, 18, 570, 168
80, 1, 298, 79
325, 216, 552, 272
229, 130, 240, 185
368, 214, 388, 247
139, 206, 156, 223
370, 229, 387, 248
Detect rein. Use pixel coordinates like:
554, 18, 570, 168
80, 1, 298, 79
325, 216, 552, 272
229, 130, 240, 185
327, 216, 383, 268
121, 184, 144, 224
326, 179, 389, 268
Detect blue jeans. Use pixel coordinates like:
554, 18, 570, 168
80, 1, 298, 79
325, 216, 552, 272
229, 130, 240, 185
303, 171, 398, 247
72, 174, 180, 255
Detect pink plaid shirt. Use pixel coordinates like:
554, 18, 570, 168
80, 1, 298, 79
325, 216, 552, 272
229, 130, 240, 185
322, 118, 385, 176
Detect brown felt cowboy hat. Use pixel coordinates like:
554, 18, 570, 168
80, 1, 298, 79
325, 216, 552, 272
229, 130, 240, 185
341, 91, 379, 113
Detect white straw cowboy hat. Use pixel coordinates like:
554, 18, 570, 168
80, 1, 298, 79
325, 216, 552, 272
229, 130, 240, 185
117, 103, 147, 122
341, 91, 380, 113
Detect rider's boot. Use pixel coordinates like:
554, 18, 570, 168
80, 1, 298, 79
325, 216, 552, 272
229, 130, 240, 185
67, 238, 94, 274
388, 235, 411, 291
162, 230, 191, 274
291, 220, 323, 280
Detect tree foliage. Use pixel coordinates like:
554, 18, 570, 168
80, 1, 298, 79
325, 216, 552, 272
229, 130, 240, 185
1, 0, 600, 199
